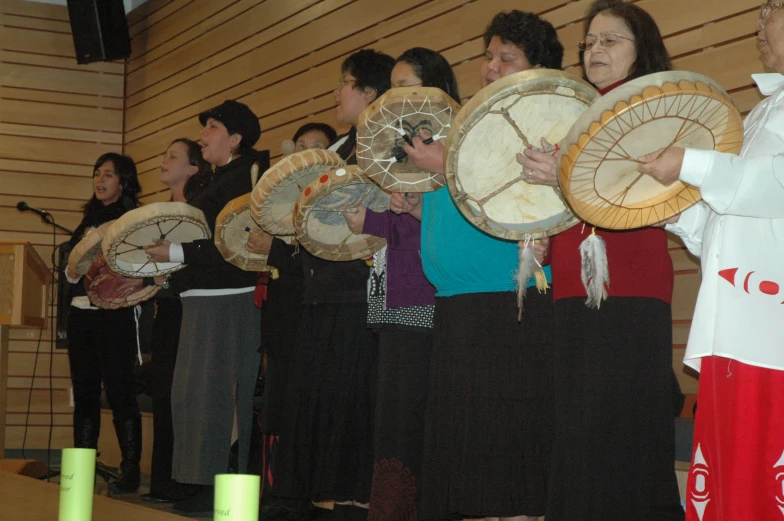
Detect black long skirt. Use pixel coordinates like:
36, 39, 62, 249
368, 326, 433, 521
420, 290, 554, 520
546, 297, 684, 521
272, 302, 378, 504
260, 272, 305, 435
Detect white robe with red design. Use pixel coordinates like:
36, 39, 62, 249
667, 72, 784, 373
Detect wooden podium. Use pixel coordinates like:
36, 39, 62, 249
0, 240, 49, 458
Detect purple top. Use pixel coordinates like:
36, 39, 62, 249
363, 209, 436, 309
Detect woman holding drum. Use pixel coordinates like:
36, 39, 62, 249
637, 4, 784, 519
344, 47, 459, 521
143, 138, 211, 504
246, 121, 336, 506
268, 49, 394, 521
145, 100, 271, 516
64, 153, 143, 494
396, 11, 561, 521
518, 1, 683, 519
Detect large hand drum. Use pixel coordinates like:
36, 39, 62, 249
103, 202, 211, 277
294, 166, 389, 261
251, 149, 345, 236
68, 221, 113, 277
446, 70, 599, 240
560, 71, 743, 229
215, 194, 277, 271
357, 87, 461, 192
69, 223, 159, 309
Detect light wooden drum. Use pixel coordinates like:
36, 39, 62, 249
102, 202, 211, 277
357, 86, 461, 192
446, 69, 599, 240
84, 254, 159, 310
294, 166, 389, 261
560, 71, 744, 229
215, 193, 279, 271
68, 222, 113, 277
251, 149, 345, 236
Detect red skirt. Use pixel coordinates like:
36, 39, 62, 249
687, 356, 784, 521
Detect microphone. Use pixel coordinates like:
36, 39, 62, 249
281, 139, 296, 156
17, 201, 50, 217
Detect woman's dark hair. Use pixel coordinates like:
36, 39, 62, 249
169, 138, 214, 200
341, 49, 396, 100
396, 47, 461, 103
336, 49, 395, 160
580, 0, 672, 84
82, 152, 140, 216
293, 122, 338, 146
483, 10, 564, 70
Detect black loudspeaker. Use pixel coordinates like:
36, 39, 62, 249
66, 0, 131, 64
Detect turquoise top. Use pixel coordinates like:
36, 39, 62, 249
420, 186, 552, 297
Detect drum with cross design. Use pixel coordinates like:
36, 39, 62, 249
445, 69, 599, 241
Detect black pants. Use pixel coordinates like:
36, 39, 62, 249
149, 298, 182, 493
67, 306, 140, 425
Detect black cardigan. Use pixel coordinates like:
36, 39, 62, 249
171, 150, 270, 292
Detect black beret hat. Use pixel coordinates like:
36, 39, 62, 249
198, 100, 261, 147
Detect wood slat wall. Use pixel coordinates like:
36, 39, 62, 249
1, 0, 767, 451
0, 0, 124, 449
127, 0, 768, 416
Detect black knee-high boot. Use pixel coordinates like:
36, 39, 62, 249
110, 416, 142, 493
73, 413, 100, 449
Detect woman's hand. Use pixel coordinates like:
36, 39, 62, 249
401, 131, 445, 175
145, 240, 172, 262
638, 147, 686, 186
153, 275, 169, 286
515, 138, 560, 187
65, 265, 78, 281
246, 231, 273, 255
389, 192, 422, 220
533, 237, 549, 264
343, 205, 367, 234
650, 214, 681, 228
519, 237, 550, 265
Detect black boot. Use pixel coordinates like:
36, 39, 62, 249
73, 414, 100, 449
109, 416, 142, 494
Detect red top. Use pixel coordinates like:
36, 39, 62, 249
551, 79, 674, 304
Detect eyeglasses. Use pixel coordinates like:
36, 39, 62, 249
336, 78, 357, 90
394, 82, 423, 88
578, 33, 635, 51
760, 2, 784, 20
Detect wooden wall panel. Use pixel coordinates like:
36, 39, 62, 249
0, 0, 124, 449
125, 0, 771, 411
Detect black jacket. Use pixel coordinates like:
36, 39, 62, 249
171, 150, 271, 292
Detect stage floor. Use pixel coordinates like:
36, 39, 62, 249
0, 470, 204, 520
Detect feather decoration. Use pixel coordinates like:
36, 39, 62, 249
579, 229, 609, 309
515, 239, 539, 320
534, 267, 549, 293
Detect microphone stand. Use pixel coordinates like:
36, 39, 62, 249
37, 212, 73, 236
